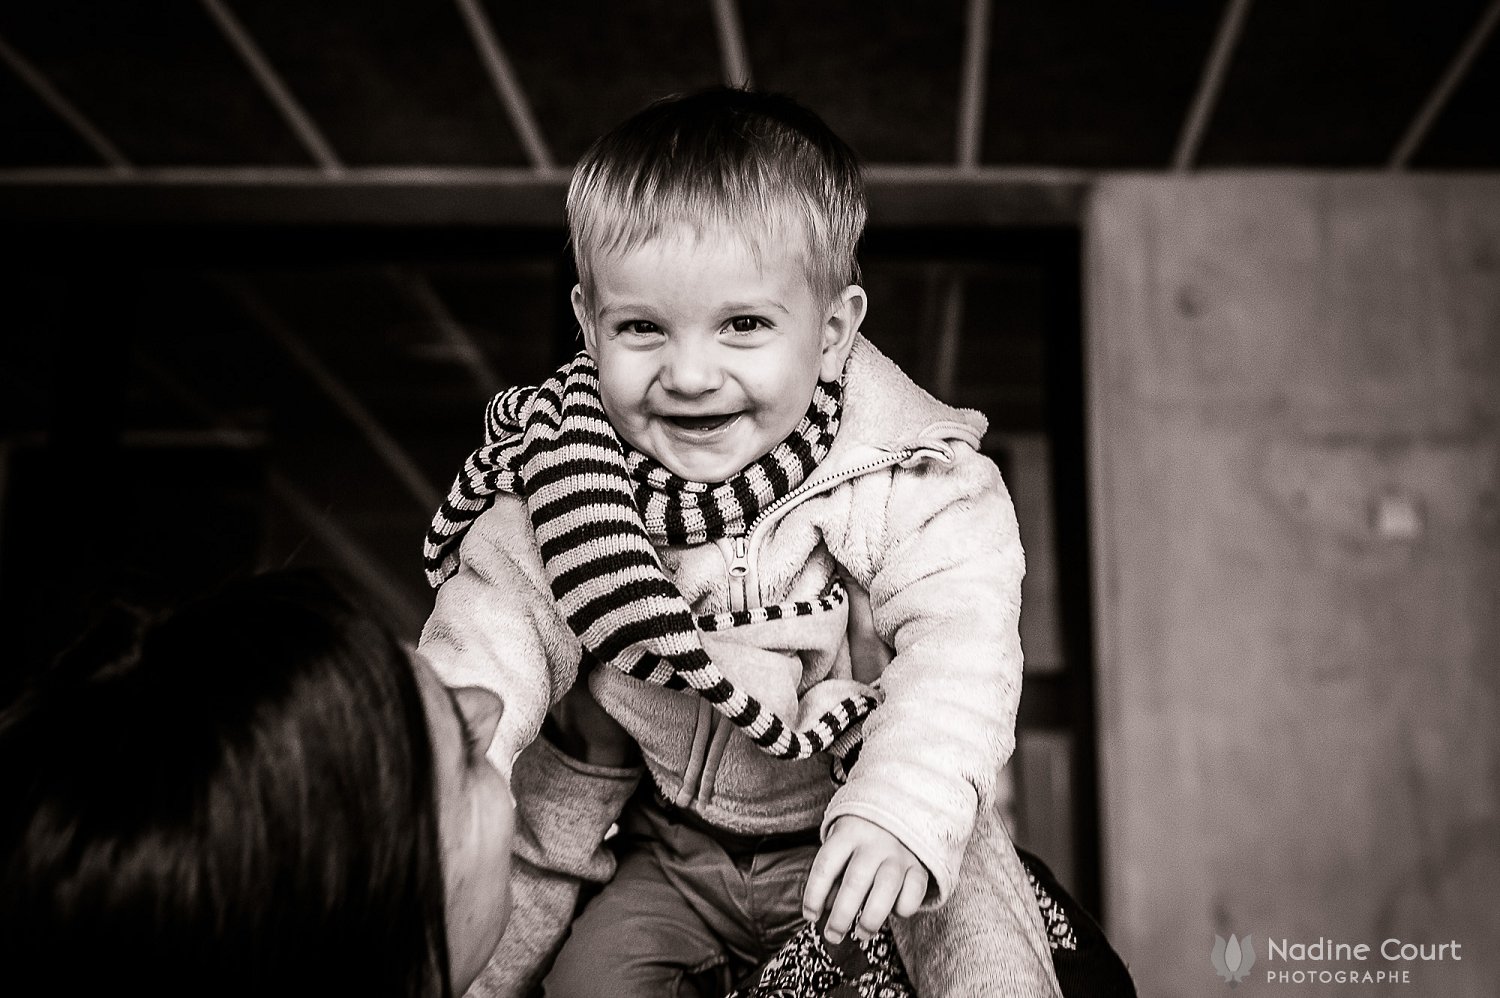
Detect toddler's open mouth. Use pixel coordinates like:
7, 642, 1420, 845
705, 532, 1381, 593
664, 413, 739, 432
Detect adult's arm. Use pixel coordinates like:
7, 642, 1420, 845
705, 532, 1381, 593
465, 736, 641, 998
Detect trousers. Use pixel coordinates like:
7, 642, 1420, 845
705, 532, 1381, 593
543, 792, 819, 998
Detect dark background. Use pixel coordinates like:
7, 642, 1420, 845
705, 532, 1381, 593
3, 0, 1497, 961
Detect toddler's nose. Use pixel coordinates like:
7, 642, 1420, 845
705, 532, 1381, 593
660, 338, 725, 397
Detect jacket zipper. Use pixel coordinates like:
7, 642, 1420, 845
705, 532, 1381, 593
728, 535, 750, 610
686, 535, 749, 807
683, 442, 950, 806
740, 445, 936, 577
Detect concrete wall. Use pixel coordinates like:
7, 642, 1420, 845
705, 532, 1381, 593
1085, 175, 1500, 997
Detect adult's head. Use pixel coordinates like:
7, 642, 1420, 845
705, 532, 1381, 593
0, 572, 511, 997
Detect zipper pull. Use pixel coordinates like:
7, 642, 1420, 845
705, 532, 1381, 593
729, 536, 749, 578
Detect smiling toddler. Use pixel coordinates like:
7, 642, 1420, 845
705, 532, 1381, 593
420, 88, 1062, 997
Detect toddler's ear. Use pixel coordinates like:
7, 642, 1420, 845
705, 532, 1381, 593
820, 284, 867, 382
572, 284, 598, 356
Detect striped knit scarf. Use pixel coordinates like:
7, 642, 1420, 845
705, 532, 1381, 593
423, 353, 877, 761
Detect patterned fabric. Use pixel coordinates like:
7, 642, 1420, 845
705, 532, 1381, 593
1017, 845, 1140, 997
624, 381, 842, 546
422, 352, 876, 762
730, 924, 914, 998
730, 858, 1093, 998
695, 586, 848, 633
1028, 863, 1079, 952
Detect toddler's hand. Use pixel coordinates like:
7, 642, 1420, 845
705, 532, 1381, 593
802, 815, 928, 945
545, 667, 640, 768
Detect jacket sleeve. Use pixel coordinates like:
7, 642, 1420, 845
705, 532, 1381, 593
418, 498, 584, 773
466, 736, 643, 998
822, 444, 1024, 905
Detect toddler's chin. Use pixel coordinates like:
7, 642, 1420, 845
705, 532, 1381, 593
655, 447, 748, 485
665, 458, 735, 485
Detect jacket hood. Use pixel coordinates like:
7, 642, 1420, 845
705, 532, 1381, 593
831, 334, 988, 463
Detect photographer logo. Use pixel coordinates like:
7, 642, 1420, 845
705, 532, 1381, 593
1204, 931, 1464, 987
1213, 934, 1256, 985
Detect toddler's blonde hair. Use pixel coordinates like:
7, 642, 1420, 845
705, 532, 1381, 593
567, 87, 867, 307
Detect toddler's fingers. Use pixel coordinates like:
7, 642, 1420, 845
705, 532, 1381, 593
894, 865, 928, 917
854, 862, 905, 939
825, 857, 879, 945
802, 838, 853, 923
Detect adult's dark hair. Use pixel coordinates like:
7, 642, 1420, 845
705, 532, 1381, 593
0, 572, 451, 997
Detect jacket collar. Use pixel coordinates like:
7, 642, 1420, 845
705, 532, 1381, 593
825, 334, 988, 468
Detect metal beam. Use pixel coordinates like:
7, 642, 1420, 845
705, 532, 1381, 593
385, 266, 504, 397
956, 0, 992, 169
0, 165, 1089, 227
454, 0, 554, 170
216, 277, 442, 513
1389, 0, 1500, 169
199, 0, 343, 174
0, 33, 132, 173
0, 165, 574, 186
122, 428, 265, 449
866, 166, 1088, 226
0, 163, 1082, 186
710, 0, 753, 89
1172, 0, 1253, 171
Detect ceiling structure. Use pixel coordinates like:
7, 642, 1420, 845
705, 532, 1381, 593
2, 0, 1497, 642
2, 5, 1495, 906
0, 0, 1496, 228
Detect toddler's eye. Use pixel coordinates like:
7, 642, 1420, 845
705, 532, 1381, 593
727, 316, 767, 334
616, 320, 661, 336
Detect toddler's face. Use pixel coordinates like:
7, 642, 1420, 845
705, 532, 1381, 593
575, 226, 864, 483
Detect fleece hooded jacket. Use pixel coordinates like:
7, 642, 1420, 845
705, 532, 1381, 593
421, 334, 1063, 996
